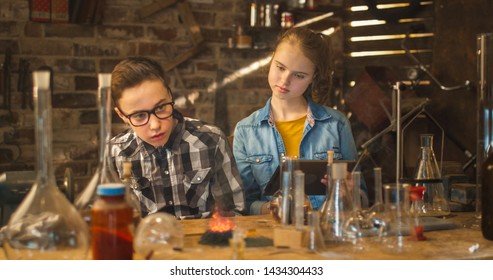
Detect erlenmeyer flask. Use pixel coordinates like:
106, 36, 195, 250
75, 74, 141, 228
320, 162, 353, 244
3, 71, 90, 259
303, 211, 325, 252
380, 183, 413, 253
413, 134, 450, 216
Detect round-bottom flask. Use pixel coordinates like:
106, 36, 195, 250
3, 71, 89, 259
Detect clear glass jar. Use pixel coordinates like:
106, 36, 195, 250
3, 71, 90, 259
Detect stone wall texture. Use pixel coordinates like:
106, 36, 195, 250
0, 0, 273, 192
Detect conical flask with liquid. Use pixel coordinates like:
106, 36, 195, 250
3, 71, 90, 259
412, 134, 450, 216
75, 74, 141, 228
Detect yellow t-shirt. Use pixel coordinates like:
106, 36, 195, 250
276, 115, 307, 157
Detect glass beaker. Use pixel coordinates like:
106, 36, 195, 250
75, 74, 141, 229
3, 71, 90, 259
413, 134, 450, 217
320, 162, 353, 244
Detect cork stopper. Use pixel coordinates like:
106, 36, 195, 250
332, 162, 347, 180
33, 71, 50, 90
327, 150, 334, 164
98, 73, 112, 88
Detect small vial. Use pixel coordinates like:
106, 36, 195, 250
229, 229, 246, 260
92, 183, 134, 259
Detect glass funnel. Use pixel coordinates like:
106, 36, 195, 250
413, 134, 450, 216
75, 74, 141, 228
3, 71, 90, 259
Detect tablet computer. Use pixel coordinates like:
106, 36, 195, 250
263, 160, 357, 196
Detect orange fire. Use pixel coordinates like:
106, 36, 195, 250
209, 209, 236, 233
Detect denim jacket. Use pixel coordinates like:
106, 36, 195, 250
233, 97, 363, 215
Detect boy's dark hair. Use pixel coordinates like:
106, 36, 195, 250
111, 57, 170, 105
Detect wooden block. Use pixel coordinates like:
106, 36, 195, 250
273, 227, 305, 249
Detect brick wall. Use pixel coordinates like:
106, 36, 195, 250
0, 0, 273, 192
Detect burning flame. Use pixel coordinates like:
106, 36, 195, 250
209, 209, 235, 233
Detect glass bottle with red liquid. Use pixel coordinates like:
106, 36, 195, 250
92, 183, 133, 260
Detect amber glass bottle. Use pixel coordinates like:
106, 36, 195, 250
91, 183, 133, 259
482, 152, 493, 240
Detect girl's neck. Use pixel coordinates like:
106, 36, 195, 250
271, 96, 308, 122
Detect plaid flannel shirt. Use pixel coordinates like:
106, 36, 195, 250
110, 111, 245, 219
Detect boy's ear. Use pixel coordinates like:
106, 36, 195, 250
114, 107, 128, 124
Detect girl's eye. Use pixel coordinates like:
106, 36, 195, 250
295, 73, 306, 79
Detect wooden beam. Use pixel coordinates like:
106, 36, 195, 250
176, 0, 203, 44
164, 41, 205, 72
137, 0, 177, 19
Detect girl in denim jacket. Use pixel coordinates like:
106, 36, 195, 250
233, 27, 365, 215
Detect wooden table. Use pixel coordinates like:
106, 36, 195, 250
1, 212, 493, 260
161, 212, 493, 260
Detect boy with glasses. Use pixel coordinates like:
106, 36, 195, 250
110, 57, 245, 219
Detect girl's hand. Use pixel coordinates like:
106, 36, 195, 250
320, 173, 354, 192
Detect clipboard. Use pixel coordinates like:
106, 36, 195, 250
263, 160, 356, 196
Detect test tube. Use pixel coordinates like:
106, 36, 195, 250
294, 170, 305, 230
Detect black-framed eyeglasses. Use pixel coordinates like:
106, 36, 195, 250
119, 101, 175, 127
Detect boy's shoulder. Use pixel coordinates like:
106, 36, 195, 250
183, 117, 224, 137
